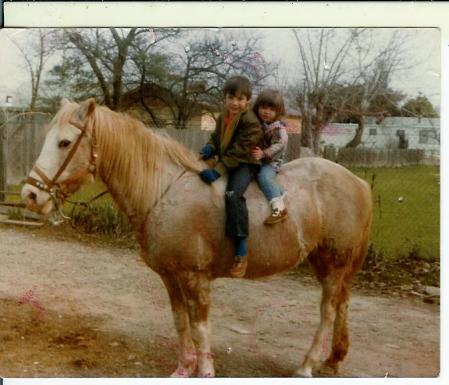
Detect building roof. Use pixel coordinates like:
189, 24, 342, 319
120, 83, 221, 115
120, 83, 176, 110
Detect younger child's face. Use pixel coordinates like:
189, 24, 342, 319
225, 93, 249, 116
258, 105, 277, 124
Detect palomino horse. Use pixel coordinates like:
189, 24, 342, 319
22, 99, 372, 377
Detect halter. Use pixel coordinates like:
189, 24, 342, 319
26, 119, 98, 207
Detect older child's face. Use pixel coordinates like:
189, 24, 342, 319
225, 93, 249, 116
258, 105, 277, 124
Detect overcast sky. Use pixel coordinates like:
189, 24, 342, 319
261, 28, 440, 106
0, 27, 441, 110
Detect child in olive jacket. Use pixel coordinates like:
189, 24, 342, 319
199, 75, 263, 278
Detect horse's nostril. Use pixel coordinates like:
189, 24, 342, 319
28, 192, 37, 202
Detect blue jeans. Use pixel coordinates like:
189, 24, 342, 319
256, 164, 283, 202
225, 163, 259, 238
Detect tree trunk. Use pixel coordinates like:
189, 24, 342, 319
312, 101, 326, 155
111, 67, 123, 110
30, 90, 38, 112
312, 125, 322, 155
345, 115, 364, 148
110, 28, 136, 110
299, 98, 313, 150
300, 116, 312, 149
139, 75, 162, 128
111, 48, 127, 110
29, 70, 37, 111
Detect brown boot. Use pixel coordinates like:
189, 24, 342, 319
264, 208, 288, 225
229, 257, 248, 278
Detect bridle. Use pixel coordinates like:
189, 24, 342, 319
26, 119, 98, 211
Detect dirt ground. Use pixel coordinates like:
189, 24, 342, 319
0, 225, 440, 378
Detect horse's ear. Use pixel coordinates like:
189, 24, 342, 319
77, 98, 96, 122
60, 98, 70, 106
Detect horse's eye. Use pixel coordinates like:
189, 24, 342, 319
58, 140, 72, 149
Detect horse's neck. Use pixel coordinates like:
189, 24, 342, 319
103, 160, 184, 226
97, 138, 184, 227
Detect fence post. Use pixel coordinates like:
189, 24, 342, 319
25, 117, 35, 176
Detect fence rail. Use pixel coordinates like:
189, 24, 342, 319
321, 146, 438, 167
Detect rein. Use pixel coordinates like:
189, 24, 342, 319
26, 119, 105, 219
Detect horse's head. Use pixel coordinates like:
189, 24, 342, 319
21, 98, 98, 214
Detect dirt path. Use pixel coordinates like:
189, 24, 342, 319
0, 226, 439, 378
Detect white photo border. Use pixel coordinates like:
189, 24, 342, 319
2, 2, 446, 385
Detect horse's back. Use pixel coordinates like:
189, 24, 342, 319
242, 157, 372, 277
146, 157, 372, 278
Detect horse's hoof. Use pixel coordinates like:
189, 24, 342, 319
198, 371, 215, 378
293, 367, 313, 378
317, 362, 338, 376
170, 367, 191, 378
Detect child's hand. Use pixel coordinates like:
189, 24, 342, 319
200, 144, 215, 160
251, 147, 264, 160
199, 169, 221, 184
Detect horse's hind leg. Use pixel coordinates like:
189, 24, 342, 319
321, 239, 369, 374
178, 271, 215, 377
294, 262, 343, 377
319, 281, 350, 375
160, 273, 197, 377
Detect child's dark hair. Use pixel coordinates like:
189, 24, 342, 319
223, 76, 252, 99
253, 89, 286, 121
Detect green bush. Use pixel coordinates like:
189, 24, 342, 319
62, 182, 132, 238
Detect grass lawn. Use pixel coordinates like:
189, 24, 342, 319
351, 165, 440, 261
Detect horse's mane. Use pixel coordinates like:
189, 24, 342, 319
57, 101, 203, 215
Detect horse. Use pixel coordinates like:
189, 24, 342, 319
21, 98, 373, 378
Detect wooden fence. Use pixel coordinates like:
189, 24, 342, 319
161, 129, 304, 162
0, 115, 440, 191
321, 145, 434, 167
162, 130, 438, 167
0, 112, 50, 188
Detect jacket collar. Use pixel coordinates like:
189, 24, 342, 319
219, 108, 248, 154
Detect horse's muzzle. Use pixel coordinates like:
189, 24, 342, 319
21, 184, 54, 214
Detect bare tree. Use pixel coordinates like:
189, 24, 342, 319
8, 29, 54, 111
292, 28, 365, 154
291, 28, 413, 153
344, 30, 410, 148
149, 31, 277, 129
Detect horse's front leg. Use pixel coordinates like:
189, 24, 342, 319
160, 273, 197, 377
178, 271, 215, 377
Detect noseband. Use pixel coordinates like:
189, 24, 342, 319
26, 120, 98, 204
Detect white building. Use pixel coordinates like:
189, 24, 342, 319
320, 117, 440, 157
0, 91, 28, 110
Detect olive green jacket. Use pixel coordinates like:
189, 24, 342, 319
207, 108, 263, 175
